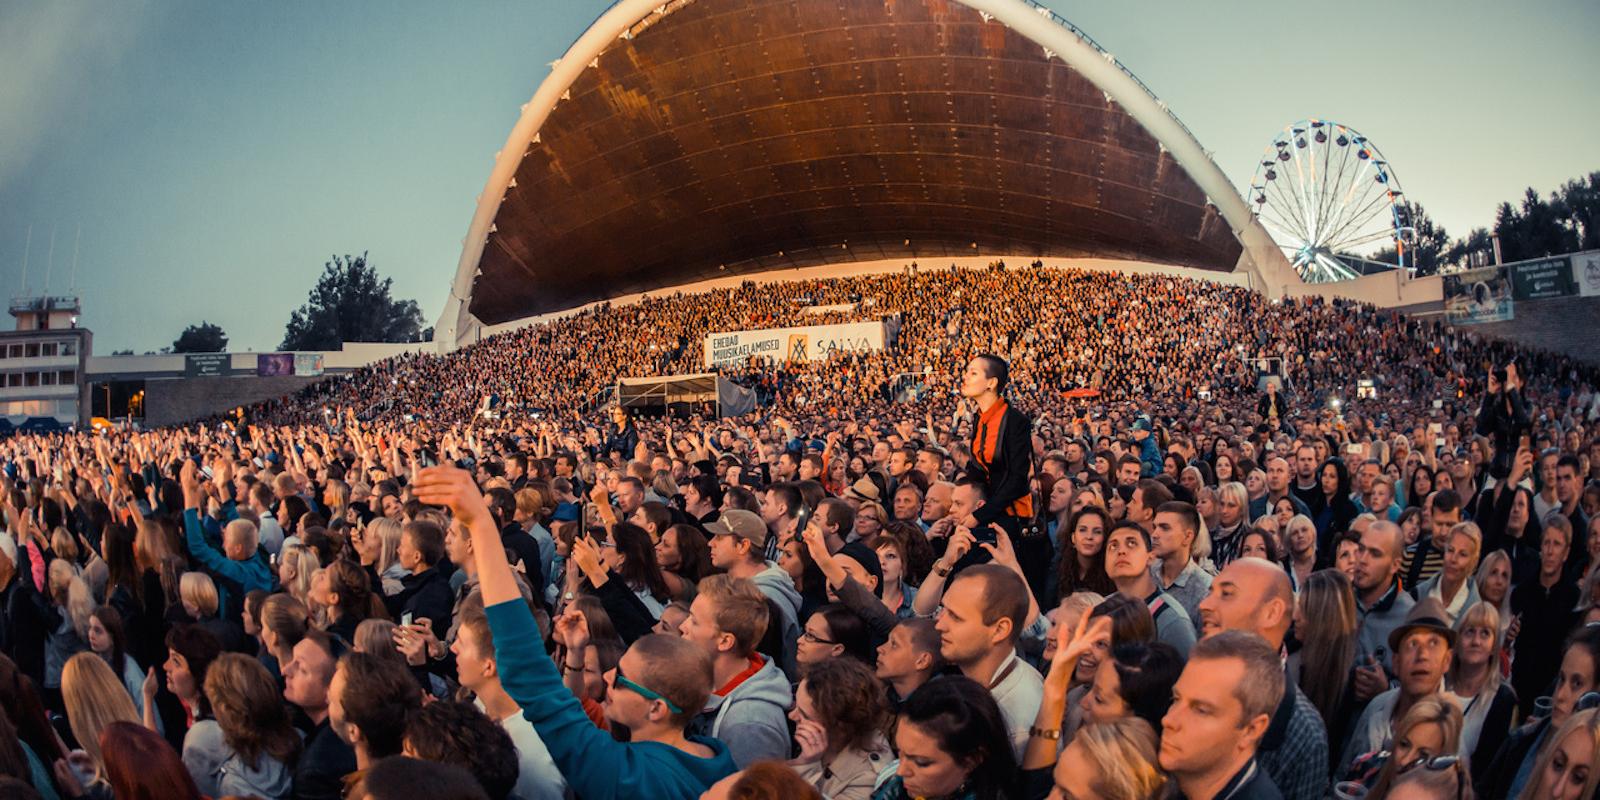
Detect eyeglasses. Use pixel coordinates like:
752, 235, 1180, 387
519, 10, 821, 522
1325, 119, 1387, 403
611, 666, 682, 714
800, 629, 838, 646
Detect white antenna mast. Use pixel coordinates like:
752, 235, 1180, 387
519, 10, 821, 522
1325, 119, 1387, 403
20, 224, 31, 296
44, 224, 56, 293
70, 224, 80, 293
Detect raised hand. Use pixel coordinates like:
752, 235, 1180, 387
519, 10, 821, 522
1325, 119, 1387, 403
554, 608, 591, 653
410, 466, 492, 529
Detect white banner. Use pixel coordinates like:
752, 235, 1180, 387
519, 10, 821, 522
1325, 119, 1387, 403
1575, 250, 1600, 297
704, 321, 885, 368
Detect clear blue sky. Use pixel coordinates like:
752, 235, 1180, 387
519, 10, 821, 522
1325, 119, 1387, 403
2, 0, 1595, 353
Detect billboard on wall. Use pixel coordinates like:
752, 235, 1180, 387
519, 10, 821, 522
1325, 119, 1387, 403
1443, 265, 1514, 325
1574, 251, 1600, 297
184, 354, 229, 378
256, 353, 294, 377
1509, 256, 1577, 300
704, 321, 886, 368
294, 354, 325, 377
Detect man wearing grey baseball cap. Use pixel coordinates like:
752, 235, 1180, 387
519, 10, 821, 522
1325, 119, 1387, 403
705, 509, 801, 677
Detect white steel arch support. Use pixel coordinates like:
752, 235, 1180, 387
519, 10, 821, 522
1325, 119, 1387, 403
435, 0, 1301, 350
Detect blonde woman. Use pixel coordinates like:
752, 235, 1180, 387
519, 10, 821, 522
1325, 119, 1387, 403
1414, 522, 1482, 622
1051, 718, 1167, 800
1475, 549, 1514, 643
1195, 485, 1220, 532
1283, 514, 1317, 590
1342, 693, 1463, 797
366, 517, 408, 595
276, 544, 318, 608
180, 571, 247, 652
185, 653, 301, 798
44, 558, 94, 693
1521, 707, 1600, 799
1289, 569, 1358, 726
1447, 601, 1518, 770
1211, 482, 1250, 567
62, 651, 140, 790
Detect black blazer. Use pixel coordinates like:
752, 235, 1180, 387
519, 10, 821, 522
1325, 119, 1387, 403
968, 403, 1033, 527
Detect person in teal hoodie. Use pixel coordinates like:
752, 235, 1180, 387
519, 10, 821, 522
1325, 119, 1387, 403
413, 465, 737, 800
180, 461, 273, 623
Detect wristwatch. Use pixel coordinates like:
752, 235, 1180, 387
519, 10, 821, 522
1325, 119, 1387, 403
1029, 726, 1062, 740
932, 561, 952, 578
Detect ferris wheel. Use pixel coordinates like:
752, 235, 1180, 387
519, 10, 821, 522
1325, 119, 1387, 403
1246, 119, 1413, 283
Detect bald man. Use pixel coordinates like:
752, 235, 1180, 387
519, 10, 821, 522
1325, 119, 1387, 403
1197, 558, 1330, 800
1350, 521, 1415, 677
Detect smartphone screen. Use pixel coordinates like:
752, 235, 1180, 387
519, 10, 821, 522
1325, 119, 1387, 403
401, 612, 414, 627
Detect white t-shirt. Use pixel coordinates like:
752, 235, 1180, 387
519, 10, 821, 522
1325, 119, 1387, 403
986, 652, 1045, 760
478, 700, 567, 800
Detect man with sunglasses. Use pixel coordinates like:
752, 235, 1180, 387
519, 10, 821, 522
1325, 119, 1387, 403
678, 574, 794, 769
414, 465, 737, 800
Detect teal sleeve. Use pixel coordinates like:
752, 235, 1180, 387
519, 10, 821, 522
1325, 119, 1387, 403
486, 599, 636, 800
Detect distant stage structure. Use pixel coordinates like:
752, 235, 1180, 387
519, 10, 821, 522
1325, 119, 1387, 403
437, 0, 1305, 347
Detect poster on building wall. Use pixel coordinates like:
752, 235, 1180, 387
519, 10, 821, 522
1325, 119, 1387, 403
184, 354, 229, 378
1509, 256, 1577, 300
1574, 251, 1600, 297
256, 353, 294, 377
294, 354, 325, 377
1443, 264, 1514, 325
703, 321, 886, 368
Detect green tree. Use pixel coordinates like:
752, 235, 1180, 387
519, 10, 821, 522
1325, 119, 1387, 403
172, 321, 228, 353
1495, 188, 1579, 262
1558, 171, 1600, 252
280, 253, 423, 351
1444, 227, 1495, 270
1372, 201, 1450, 276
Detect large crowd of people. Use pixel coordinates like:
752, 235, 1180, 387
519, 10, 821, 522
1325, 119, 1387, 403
0, 263, 1596, 799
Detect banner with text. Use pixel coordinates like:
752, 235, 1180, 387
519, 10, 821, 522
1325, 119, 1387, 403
1509, 256, 1577, 300
184, 354, 229, 378
704, 321, 886, 368
1443, 264, 1514, 325
1575, 251, 1600, 297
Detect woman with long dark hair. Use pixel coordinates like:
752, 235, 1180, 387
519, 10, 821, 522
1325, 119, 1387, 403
1054, 507, 1115, 602
570, 523, 670, 643
1406, 465, 1435, 509
654, 524, 712, 600
1314, 458, 1360, 559
86, 607, 156, 732
873, 676, 1017, 800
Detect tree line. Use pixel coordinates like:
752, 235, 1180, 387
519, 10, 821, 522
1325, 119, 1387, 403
1375, 169, 1599, 276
